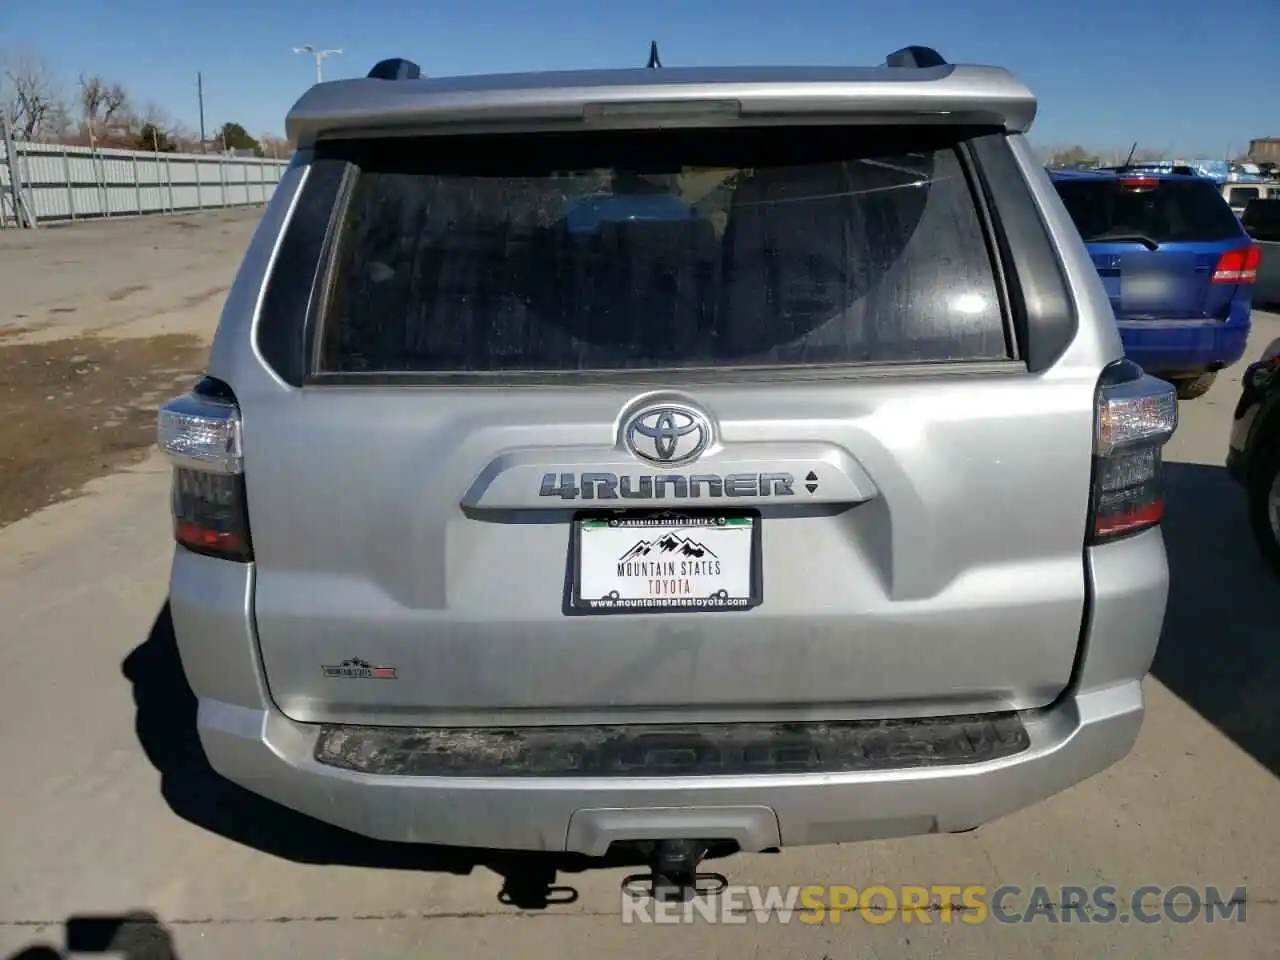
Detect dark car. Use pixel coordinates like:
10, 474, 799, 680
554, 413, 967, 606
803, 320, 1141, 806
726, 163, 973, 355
1050, 168, 1259, 399
1243, 199, 1280, 307
1227, 337, 1280, 576
1243, 198, 1280, 243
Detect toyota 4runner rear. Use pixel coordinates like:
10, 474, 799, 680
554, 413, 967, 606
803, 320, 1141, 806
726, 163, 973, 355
157, 47, 1175, 880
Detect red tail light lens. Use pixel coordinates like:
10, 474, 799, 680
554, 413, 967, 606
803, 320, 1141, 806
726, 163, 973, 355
1088, 361, 1178, 544
1211, 244, 1260, 284
171, 470, 252, 560
156, 377, 253, 562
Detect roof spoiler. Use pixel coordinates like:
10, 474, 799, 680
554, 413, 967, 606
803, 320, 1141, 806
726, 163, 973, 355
289, 54, 1037, 147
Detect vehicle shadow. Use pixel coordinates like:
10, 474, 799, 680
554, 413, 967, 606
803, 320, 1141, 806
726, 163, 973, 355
4, 911, 178, 960
1151, 461, 1280, 777
120, 602, 729, 907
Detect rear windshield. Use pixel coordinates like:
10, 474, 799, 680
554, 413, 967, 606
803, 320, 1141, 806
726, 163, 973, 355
1052, 177, 1243, 245
314, 126, 1009, 376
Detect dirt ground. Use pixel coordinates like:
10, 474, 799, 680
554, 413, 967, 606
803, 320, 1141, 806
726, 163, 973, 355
0, 330, 207, 527
0, 209, 261, 528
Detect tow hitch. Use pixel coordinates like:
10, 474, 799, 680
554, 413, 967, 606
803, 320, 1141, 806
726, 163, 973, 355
621, 839, 728, 903
653, 839, 707, 901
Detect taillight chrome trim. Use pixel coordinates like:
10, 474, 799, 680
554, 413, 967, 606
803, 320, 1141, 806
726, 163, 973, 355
157, 388, 243, 475
1094, 370, 1178, 458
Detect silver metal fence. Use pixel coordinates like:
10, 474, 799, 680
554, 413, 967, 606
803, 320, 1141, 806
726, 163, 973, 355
0, 133, 288, 228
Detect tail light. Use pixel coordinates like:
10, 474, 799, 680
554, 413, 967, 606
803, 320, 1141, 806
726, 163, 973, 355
1088, 360, 1178, 543
156, 377, 252, 562
1211, 244, 1261, 284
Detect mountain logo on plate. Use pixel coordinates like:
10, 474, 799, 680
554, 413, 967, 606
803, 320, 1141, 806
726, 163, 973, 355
321, 657, 397, 680
618, 532, 719, 563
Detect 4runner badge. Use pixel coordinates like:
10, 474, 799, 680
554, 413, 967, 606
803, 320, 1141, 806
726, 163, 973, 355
538, 471, 804, 500
322, 658, 397, 680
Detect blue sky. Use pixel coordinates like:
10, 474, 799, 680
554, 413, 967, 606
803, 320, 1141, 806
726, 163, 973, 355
5, 0, 1278, 155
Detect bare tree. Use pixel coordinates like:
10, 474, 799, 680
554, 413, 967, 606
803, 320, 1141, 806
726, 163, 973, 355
78, 73, 129, 143
1096, 145, 1168, 166
127, 100, 168, 140
1, 48, 64, 139
131, 101, 193, 152
259, 133, 293, 159
139, 101, 171, 128
1043, 144, 1101, 168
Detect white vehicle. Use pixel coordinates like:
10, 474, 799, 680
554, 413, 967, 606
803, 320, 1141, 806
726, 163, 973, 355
1223, 181, 1280, 218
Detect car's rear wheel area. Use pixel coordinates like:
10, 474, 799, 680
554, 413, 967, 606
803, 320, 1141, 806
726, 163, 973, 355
1173, 371, 1218, 400
1248, 439, 1280, 578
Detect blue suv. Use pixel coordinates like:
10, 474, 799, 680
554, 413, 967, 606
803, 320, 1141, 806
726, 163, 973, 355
1050, 168, 1260, 398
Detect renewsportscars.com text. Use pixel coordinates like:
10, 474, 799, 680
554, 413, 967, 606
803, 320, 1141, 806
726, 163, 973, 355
621, 884, 1249, 925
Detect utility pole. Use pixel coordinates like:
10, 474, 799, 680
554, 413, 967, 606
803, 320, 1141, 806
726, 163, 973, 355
294, 45, 342, 84
197, 72, 206, 153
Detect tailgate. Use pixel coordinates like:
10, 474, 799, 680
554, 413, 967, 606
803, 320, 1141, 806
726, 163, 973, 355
1088, 246, 1219, 321
242, 124, 1097, 727
1055, 175, 1249, 320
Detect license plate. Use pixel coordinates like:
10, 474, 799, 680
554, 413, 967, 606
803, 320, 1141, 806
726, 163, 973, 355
571, 511, 761, 613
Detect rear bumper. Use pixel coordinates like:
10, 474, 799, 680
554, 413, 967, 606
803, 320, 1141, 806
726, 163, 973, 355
196, 682, 1143, 851
1117, 317, 1251, 377
170, 529, 1168, 852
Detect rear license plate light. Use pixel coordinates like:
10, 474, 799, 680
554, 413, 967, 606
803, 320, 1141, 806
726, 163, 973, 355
570, 511, 762, 613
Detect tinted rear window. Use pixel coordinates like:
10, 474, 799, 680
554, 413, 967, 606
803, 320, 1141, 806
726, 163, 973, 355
1053, 177, 1243, 245
314, 126, 1009, 376
1243, 199, 1280, 242
1229, 186, 1261, 207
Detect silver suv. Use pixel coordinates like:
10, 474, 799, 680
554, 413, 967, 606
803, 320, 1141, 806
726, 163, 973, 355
158, 46, 1176, 889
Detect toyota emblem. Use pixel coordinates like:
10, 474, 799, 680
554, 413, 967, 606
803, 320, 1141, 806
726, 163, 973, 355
623, 403, 712, 466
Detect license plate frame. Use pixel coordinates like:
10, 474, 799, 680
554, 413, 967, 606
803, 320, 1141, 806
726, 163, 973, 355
568, 509, 763, 615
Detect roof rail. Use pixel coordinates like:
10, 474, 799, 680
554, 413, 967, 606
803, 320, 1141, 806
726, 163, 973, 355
885, 45, 947, 68
646, 41, 662, 69
368, 57, 422, 80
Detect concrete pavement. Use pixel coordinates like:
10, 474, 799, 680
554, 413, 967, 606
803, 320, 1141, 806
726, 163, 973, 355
1, 212, 1278, 959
